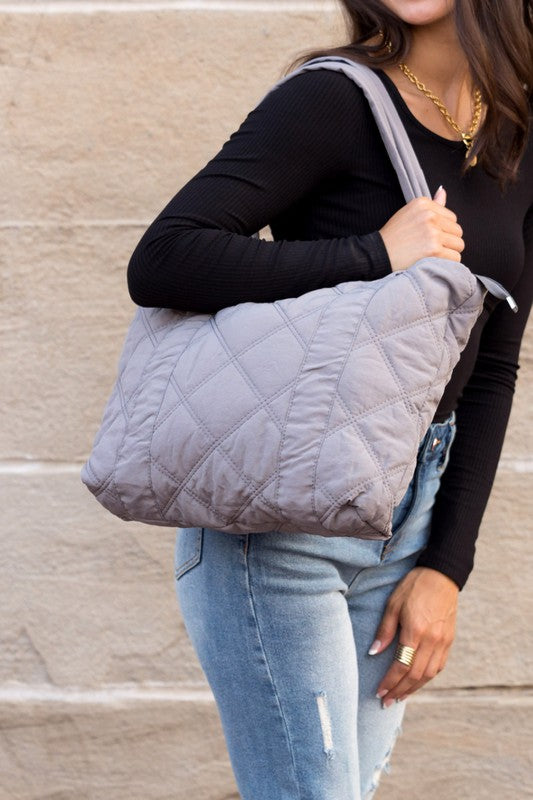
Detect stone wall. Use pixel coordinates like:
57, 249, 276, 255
1, 2, 532, 798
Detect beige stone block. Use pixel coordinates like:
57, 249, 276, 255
428, 470, 533, 690
500, 325, 533, 458
2, 223, 532, 462
379, 691, 533, 800
1, 226, 139, 460
1, 9, 343, 222
1, 470, 532, 690
0, 692, 239, 800
0, 690, 531, 799
0, 472, 205, 687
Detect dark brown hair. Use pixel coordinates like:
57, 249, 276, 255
284, 1, 533, 190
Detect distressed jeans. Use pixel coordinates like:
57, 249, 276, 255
174, 411, 457, 800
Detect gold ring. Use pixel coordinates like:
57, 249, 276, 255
394, 644, 416, 667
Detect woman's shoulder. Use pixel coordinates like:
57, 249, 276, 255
230, 63, 376, 170
255, 64, 371, 124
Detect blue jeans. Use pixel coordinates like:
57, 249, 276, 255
174, 412, 457, 800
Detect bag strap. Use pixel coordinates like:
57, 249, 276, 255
261, 56, 517, 312
272, 56, 430, 203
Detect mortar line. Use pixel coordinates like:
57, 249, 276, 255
0, 1, 338, 14
0, 683, 531, 705
0, 220, 153, 229
0, 684, 216, 703
498, 457, 533, 473
0, 461, 87, 475
1, 221, 271, 229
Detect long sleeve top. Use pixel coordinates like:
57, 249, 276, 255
127, 66, 533, 590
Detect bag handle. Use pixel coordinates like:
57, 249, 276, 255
262, 56, 517, 312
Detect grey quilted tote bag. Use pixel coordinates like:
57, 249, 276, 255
81, 57, 516, 540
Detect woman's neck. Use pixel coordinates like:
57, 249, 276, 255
402, 16, 473, 102
377, 17, 480, 136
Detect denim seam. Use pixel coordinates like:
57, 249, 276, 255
242, 540, 304, 800
174, 529, 203, 579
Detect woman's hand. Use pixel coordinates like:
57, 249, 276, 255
379, 186, 465, 271
370, 566, 459, 706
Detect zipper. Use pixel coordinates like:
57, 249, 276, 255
475, 275, 518, 313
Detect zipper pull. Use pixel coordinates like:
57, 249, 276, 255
506, 295, 519, 313
475, 275, 518, 314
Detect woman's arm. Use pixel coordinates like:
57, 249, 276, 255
371, 204, 533, 705
415, 203, 533, 589
127, 69, 391, 313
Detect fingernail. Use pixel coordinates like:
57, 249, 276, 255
376, 689, 387, 699
383, 698, 395, 709
368, 639, 381, 656
434, 184, 446, 201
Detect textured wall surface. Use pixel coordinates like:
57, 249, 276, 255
2, 2, 532, 798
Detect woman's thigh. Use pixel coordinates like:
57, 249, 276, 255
347, 476, 441, 798
349, 416, 456, 797
175, 415, 456, 800
175, 527, 403, 800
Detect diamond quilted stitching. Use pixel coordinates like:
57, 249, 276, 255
153, 373, 301, 519
84, 258, 483, 537
150, 299, 326, 521
150, 305, 320, 436
310, 279, 455, 524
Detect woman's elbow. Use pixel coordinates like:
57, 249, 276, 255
126, 245, 174, 308
127, 248, 153, 306
126, 254, 147, 306
126, 247, 205, 311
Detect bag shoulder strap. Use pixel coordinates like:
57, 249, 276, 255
265, 56, 429, 203
259, 56, 517, 310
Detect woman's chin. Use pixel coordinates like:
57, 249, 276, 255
381, 0, 455, 28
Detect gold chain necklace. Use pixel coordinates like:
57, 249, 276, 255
397, 62, 482, 167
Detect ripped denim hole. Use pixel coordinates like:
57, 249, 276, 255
364, 723, 403, 800
314, 691, 334, 760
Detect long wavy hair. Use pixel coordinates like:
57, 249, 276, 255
284, 1, 533, 189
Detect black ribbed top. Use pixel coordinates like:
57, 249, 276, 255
127, 66, 533, 589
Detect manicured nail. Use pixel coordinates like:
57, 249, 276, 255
376, 689, 387, 699
368, 639, 381, 655
383, 698, 395, 709
433, 185, 446, 203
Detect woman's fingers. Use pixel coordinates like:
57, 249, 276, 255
375, 637, 424, 706
379, 194, 464, 271
373, 567, 459, 707
395, 642, 448, 702
440, 240, 464, 261
368, 594, 402, 656
433, 184, 447, 205
441, 233, 464, 250
441, 219, 463, 238
432, 204, 457, 223
378, 632, 455, 706
396, 645, 450, 703
377, 638, 447, 706
376, 635, 435, 705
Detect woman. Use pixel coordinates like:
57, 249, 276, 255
128, 1, 533, 797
